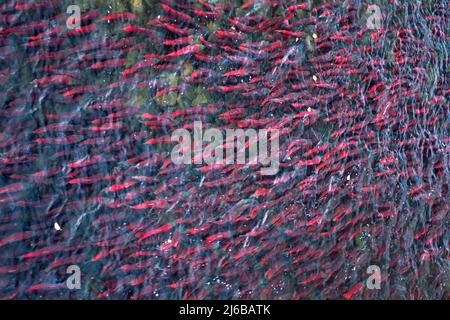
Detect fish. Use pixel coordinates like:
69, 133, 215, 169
0, 0, 447, 301
102, 12, 136, 22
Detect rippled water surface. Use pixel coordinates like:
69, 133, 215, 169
0, 0, 449, 299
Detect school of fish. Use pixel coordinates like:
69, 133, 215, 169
0, 0, 449, 299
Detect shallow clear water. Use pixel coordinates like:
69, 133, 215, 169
0, 0, 448, 299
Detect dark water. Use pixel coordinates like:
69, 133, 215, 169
0, 0, 449, 299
